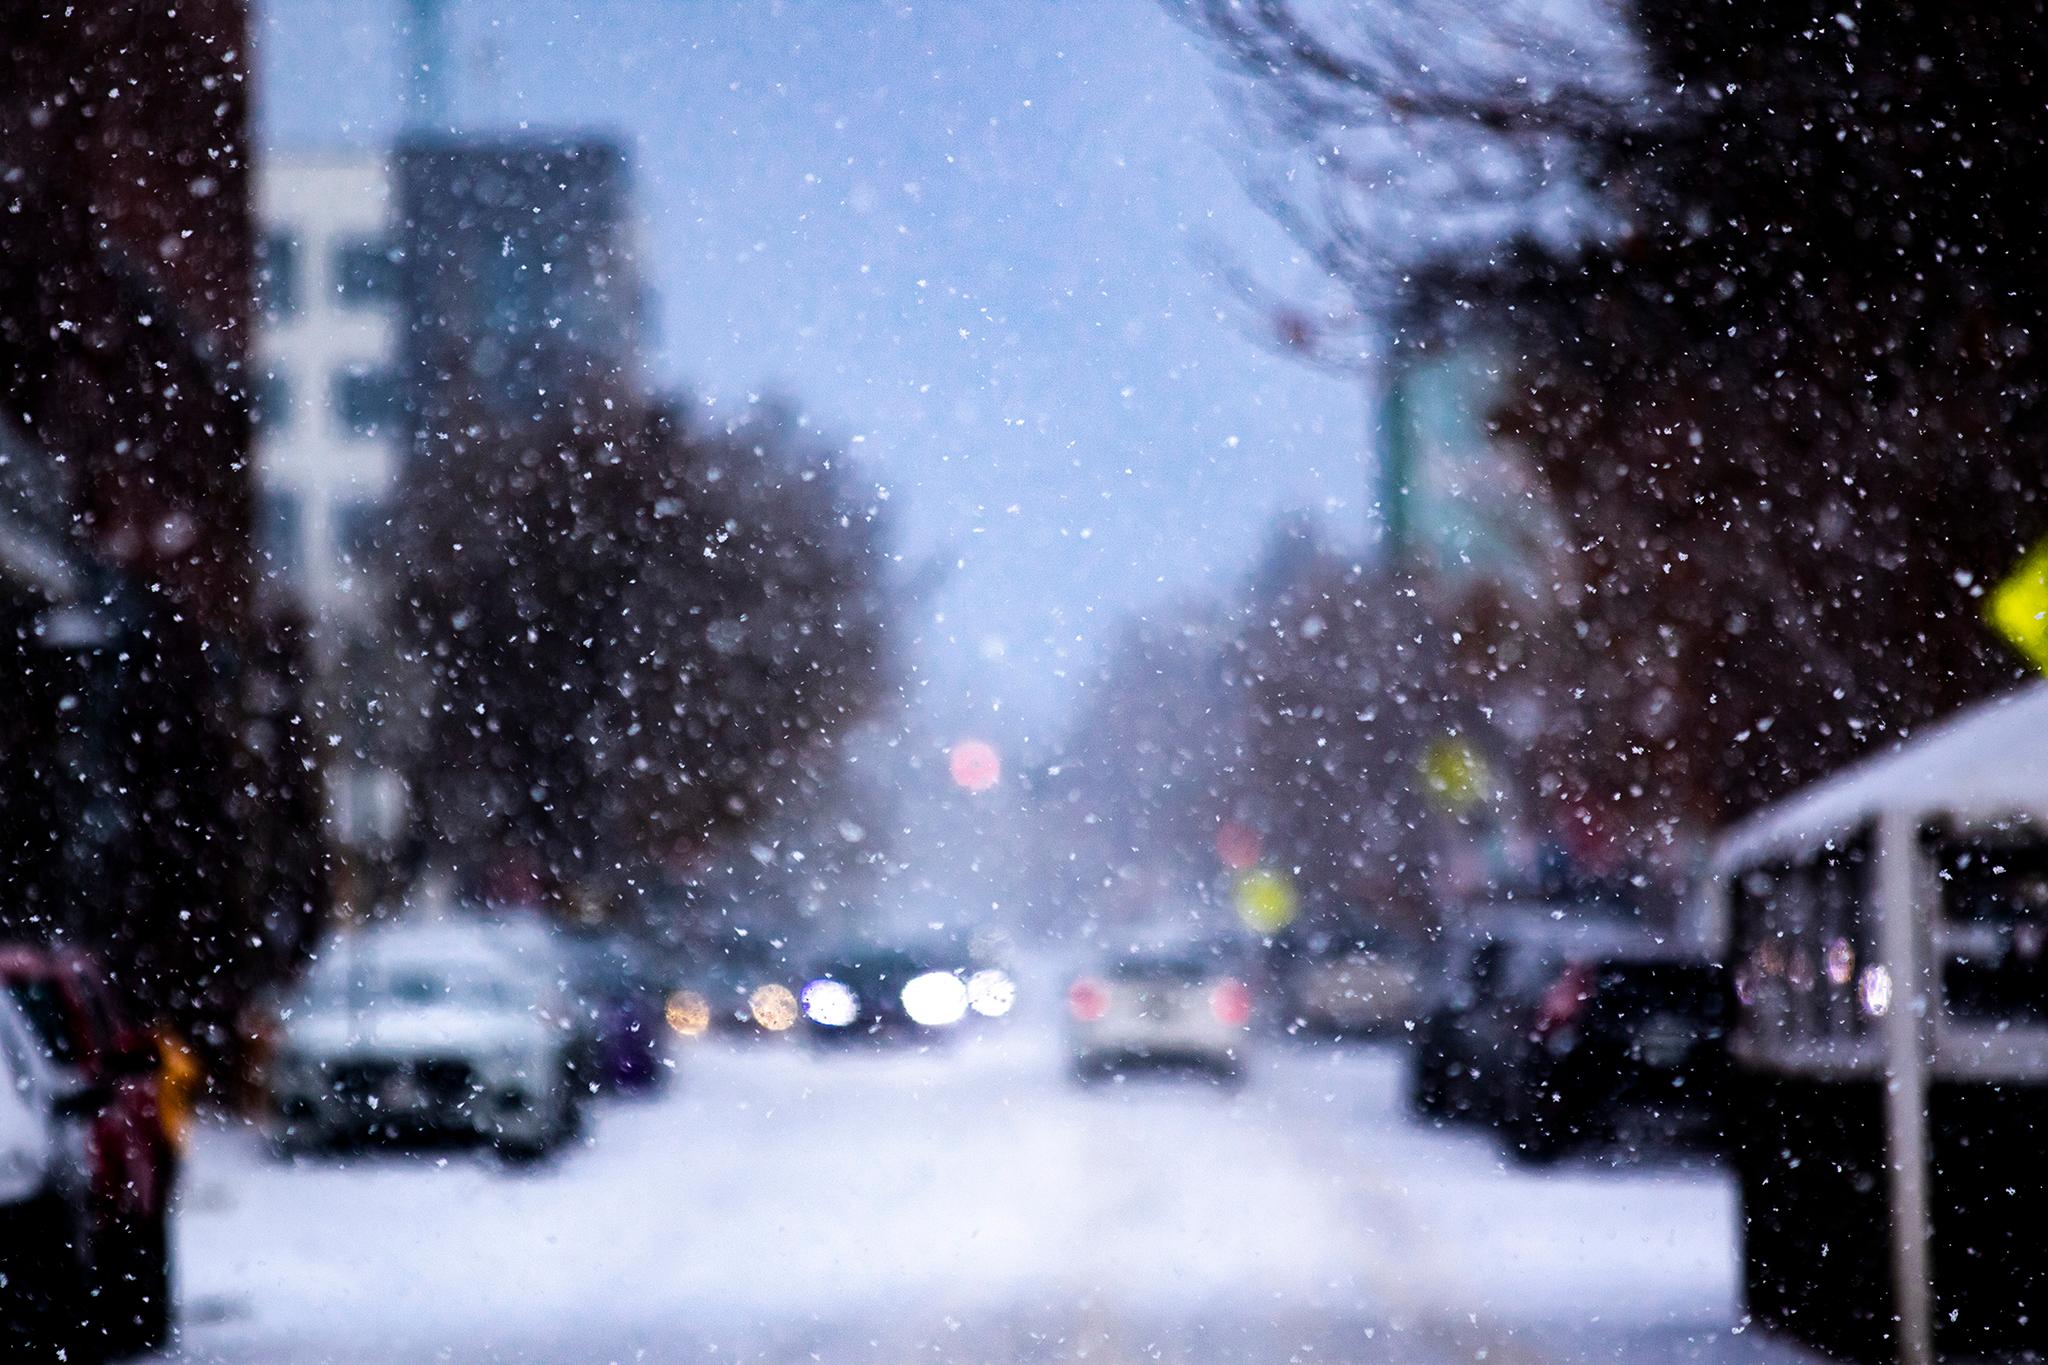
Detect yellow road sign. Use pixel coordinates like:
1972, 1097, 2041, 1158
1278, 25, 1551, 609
1988, 539, 2048, 675
1419, 737, 1488, 812
1233, 868, 1298, 935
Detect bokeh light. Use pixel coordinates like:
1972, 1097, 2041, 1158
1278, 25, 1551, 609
1214, 821, 1261, 871
749, 983, 799, 1032
900, 971, 969, 1027
948, 738, 1002, 793
801, 978, 859, 1027
1233, 867, 1299, 934
665, 990, 710, 1038
966, 968, 1016, 1018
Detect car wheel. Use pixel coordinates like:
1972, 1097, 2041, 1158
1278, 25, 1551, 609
1407, 1048, 1445, 1118
0, 1194, 63, 1355
270, 1118, 325, 1160
101, 1204, 172, 1352
1506, 1081, 1570, 1165
4, 1191, 96, 1360
554, 1060, 583, 1143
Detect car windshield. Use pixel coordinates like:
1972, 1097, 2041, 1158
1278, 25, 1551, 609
375, 965, 517, 1009
1109, 949, 1234, 983
296, 955, 523, 1013
2, 978, 81, 1067
5, 3, 2024, 1361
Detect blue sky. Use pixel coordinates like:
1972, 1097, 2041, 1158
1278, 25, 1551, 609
254, 0, 1364, 739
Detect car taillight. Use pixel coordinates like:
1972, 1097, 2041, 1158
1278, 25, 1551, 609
1068, 978, 1109, 1022
1534, 964, 1595, 1037
1209, 977, 1252, 1027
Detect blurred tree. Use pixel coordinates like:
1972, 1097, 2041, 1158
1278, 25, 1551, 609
1182, 0, 2048, 842
1054, 596, 1243, 923
1228, 518, 1445, 935
1057, 511, 1551, 936
389, 383, 891, 901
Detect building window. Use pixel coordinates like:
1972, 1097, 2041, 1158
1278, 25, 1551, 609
258, 232, 299, 317
335, 499, 390, 570
251, 366, 292, 431
334, 238, 397, 306
332, 369, 399, 438
259, 491, 302, 585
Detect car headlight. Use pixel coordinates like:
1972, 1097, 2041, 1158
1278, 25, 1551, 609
666, 990, 711, 1037
749, 983, 799, 1031
801, 978, 859, 1027
900, 971, 969, 1027
966, 969, 1015, 1018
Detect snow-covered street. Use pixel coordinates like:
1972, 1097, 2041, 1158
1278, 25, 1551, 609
160, 1011, 1813, 1364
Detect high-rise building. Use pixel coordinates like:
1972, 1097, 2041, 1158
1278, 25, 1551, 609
392, 133, 643, 439
253, 154, 403, 618
250, 153, 408, 857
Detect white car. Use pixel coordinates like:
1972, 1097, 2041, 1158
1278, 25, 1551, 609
1283, 944, 1424, 1036
270, 924, 578, 1158
1067, 943, 1254, 1082
0, 991, 94, 1349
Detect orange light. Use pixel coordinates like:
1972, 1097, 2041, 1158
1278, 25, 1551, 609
666, 991, 710, 1038
948, 738, 1001, 793
749, 983, 798, 1032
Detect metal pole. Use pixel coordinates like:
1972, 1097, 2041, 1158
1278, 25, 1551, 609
1875, 807, 1935, 1365
1378, 363, 1413, 567
405, 0, 451, 131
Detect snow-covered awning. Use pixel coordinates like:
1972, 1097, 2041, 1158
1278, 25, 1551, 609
1714, 684, 2048, 869
0, 415, 81, 603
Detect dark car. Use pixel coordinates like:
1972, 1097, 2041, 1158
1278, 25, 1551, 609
1408, 914, 1649, 1126
1498, 955, 1728, 1163
563, 934, 669, 1092
801, 945, 969, 1043
0, 944, 179, 1353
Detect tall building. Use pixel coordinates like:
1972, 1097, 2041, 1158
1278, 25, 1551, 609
253, 154, 403, 619
0, 3, 328, 1041
392, 133, 643, 438
251, 153, 408, 857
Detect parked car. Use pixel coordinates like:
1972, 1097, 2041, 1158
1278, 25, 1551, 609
0, 987, 96, 1357
0, 944, 179, 1351
268, 924, 579, 1159
1279, 932, 1425, 1036
1067, 941, 1253, 1082
1498, 953, 1729, 1163
1408, 913, 1646, 1125
801, 943, 970, 1043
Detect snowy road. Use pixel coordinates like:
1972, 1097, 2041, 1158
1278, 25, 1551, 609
158, 1021, 1813, 1364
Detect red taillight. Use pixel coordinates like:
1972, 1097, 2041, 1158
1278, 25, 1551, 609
1210, 977, 1252, 1027
1068, 978, 1109, 1022
1534, 964, 1595, 1036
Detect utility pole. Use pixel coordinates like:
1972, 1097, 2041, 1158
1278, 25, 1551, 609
1876, 807, 1936, 1365
404, 0, 451, 131
1377, 359, 1415, 568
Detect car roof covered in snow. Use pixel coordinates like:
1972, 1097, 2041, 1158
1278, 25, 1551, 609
308, 921, 558, 986
1714, 682, 2048, 868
